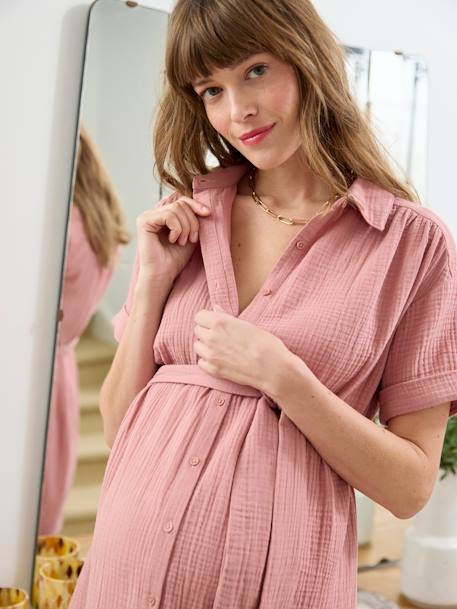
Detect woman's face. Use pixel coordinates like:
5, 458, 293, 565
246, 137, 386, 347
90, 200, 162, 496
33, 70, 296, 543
191, 52, 303, 170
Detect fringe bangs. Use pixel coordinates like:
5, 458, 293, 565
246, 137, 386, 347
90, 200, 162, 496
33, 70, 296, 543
166, 3, 275, 92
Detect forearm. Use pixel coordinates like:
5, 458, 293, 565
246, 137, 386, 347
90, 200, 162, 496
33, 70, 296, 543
100, 271, 175, 448
266, 349, 430, 519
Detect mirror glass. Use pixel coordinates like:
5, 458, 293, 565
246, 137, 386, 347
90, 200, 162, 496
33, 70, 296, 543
32, 0, 429, 604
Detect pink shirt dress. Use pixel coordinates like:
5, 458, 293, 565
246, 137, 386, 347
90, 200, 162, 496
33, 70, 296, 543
39, 205, 117, 534
68, 161, 457, 609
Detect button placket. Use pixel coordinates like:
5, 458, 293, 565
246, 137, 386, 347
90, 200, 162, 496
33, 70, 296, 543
145, 389, 229, 607
253, 239, 309, 320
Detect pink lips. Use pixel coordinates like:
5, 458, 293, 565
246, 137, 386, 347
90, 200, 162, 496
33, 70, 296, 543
239, 123, 275, 145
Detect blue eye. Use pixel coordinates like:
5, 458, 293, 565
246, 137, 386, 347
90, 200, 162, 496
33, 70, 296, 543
251, 65, 267, 77
201, 86, 221, 100
199, 64, 268, 100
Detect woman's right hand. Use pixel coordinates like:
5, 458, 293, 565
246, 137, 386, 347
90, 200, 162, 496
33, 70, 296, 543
135, 194, 211, 280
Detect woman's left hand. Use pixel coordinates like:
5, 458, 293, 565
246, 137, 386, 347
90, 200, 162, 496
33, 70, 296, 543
193, 304, 290, 396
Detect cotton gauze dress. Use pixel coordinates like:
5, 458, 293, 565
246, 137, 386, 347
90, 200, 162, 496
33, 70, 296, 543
39, 205, 117, 535
68, 161, 457, 609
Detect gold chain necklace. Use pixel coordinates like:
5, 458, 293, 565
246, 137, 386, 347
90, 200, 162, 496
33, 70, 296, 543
248, 166, 340, 225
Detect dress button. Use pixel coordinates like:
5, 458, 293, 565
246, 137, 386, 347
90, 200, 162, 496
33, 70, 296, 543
146, 595, 157, 607
163, 520, 174, 533
262, 288, 272, 295
295, 240, 305, 249
217, 397, 225, 406
189, 456, 200, 466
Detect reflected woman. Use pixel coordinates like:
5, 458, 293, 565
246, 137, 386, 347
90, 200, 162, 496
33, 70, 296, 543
69, 1, 457, 608
38, 124, 131, 534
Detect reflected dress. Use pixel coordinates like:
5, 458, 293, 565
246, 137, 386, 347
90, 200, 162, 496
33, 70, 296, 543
39, 205, 117, 534
68, 162, 457, 609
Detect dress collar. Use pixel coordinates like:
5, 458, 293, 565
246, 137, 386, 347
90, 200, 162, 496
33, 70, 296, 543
192, 161, 395, 231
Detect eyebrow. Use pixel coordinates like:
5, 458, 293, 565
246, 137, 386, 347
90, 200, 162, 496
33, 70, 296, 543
193, 76, 213, 88
192, 55, 263, 89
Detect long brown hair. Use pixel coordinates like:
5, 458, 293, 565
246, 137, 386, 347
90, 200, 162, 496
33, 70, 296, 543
153, 0, 420, 204
73, 123, 132, 268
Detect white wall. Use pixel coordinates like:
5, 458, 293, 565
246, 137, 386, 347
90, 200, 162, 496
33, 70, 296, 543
1, 0, 456, 593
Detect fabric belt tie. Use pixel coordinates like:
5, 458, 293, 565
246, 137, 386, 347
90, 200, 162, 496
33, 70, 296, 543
147, 364, 279, 408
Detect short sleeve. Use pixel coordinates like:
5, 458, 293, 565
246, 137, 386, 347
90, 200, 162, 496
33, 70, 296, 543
378, 221, 457, 425
111, 190, 180, 342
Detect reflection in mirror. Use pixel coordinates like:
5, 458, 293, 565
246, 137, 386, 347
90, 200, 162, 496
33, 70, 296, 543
33, 0, 430, 606
38, 121, 131, 535
38, 0, 169, 536
38, 0, 169, 537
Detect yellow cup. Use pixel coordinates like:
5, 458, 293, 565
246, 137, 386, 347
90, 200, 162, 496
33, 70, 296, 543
0, 587, 29, 608
32, 536, 80, 608
38, 559, 84, 609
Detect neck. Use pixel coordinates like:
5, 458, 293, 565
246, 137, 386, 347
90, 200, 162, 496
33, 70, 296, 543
245, 154, 335, 213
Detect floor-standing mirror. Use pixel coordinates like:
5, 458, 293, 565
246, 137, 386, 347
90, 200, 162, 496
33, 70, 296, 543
30, 1, 169, 606
30, 0, 428, 605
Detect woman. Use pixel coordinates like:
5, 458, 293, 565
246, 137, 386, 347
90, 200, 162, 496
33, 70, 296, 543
38, 124, 130, 535
69, 1, 457, 608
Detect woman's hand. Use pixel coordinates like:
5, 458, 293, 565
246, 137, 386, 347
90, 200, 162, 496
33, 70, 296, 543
193, 304, 291, 396
136, 194, 211, 280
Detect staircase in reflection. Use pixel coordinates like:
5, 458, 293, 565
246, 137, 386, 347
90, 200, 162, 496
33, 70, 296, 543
60, 326, 116, 537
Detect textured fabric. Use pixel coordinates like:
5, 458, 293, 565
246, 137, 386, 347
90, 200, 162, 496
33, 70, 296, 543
39, 205, 117, 534
69, 161, 457, 609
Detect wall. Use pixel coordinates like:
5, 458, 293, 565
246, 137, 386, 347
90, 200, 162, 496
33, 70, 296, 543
1, 0, 456, 591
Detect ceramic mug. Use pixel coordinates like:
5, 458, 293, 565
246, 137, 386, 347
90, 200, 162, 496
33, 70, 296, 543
38, 558, 84, 609
0, 587, 29, 608
32, 536, 80, 608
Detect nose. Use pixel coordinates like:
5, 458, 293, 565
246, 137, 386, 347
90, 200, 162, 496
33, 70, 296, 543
227, 88, 258, 124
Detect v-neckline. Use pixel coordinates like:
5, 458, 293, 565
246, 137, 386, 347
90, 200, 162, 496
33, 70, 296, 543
208, 182, 349, 320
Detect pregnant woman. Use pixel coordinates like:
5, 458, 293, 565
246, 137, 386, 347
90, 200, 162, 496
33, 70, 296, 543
69, 1, 457, 607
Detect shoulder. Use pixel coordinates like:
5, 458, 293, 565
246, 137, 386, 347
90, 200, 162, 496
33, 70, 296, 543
68, 205, 87, 245
392, 195, 452, 235
391, 195, 456, 278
